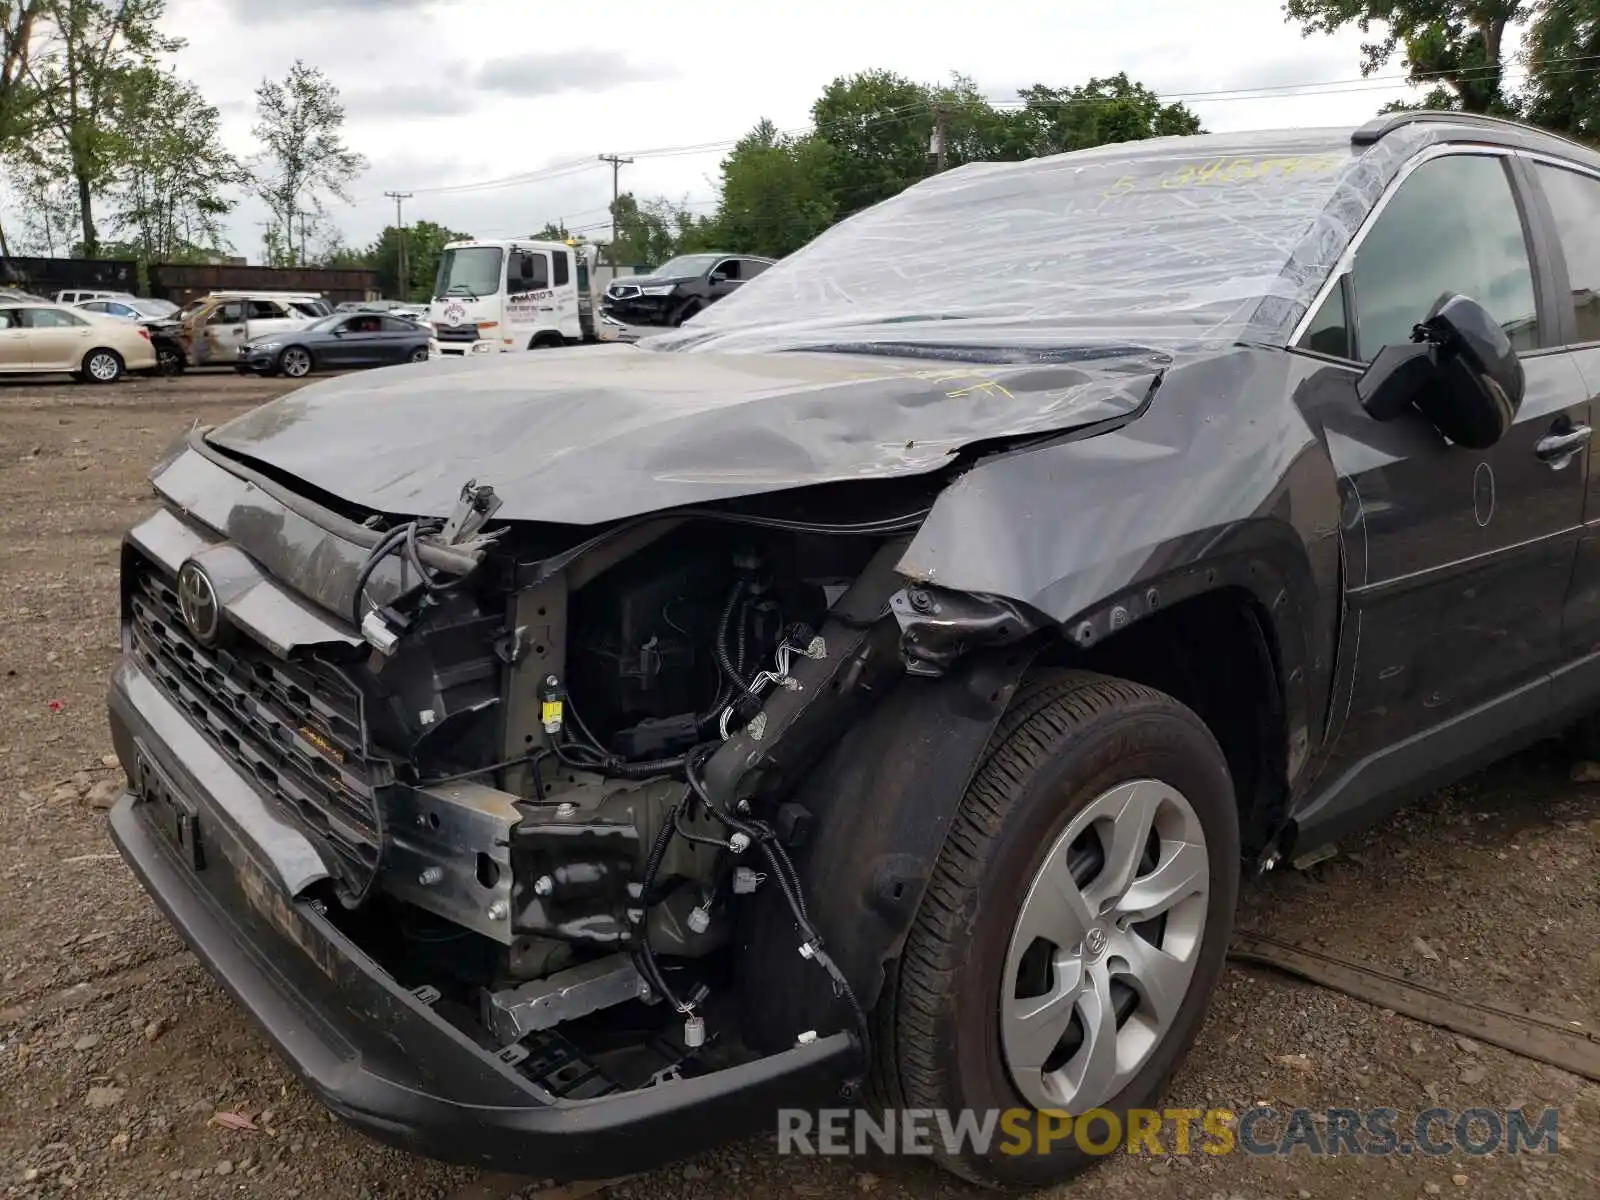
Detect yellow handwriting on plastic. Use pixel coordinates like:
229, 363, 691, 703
1103, 153, 1344, 198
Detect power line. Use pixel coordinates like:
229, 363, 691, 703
354, 53, 1600, 210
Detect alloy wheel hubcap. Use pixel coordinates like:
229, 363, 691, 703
89, 354, 117, 380
284, 351, 309, 376
1000, 779, 1210, 1113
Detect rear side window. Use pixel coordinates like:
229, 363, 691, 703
1534, 163, 1600, 346
552, 251, 570, 287
1351, 154, 1539, 360
24, 308, 86, 328
744, 259, 771, 278
247, 300, 285, 319
381, 316, 418, 333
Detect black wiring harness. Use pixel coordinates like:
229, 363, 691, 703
350, 518, 467, 627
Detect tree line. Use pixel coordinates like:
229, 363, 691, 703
1, 1, 1596, 294
589, 2, 1600, 268
0, 0, 363, 266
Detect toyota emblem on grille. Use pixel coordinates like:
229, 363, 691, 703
176, 560, 221, 644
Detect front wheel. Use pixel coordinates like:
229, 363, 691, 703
670, 299, 701, 326
81, 348, 124, 384
880, 670, 1240, 1190
156, 344, 184, 374
408, 346, 429, 363
277, 346, 313, 378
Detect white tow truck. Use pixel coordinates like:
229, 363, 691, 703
427, 238, 609, 357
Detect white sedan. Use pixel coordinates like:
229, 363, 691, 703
0, 301, 158, 382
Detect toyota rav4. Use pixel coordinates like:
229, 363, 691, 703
106, 111, 1600, 1190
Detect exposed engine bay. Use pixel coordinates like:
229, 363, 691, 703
303, 484, 963, 1093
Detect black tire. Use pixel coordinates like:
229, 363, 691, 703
80, 347, 124, 384
408, 346, 429, 363
527, 332, 564, 350
277, 345, 313, 378
878, 670, 1240, 1190
671, 300, 701, 326
156, 344, 184, 375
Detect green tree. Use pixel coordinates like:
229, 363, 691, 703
371, 218, 469, 299
1523, 0, 1600, 141
109, 66, 247, 263
7, 157, 77, 254
1282, 1, 1529, 113
532, 220, 570, 240
1002, 73, 1203, 157
251, 59, 366, 266
810, 69, 934, 215
607, 193, 672, 266
0, 2, 46, 253
714, 118, 836, 257
25, 0, 179, 255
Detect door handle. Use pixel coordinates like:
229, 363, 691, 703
1536, 424, 1591, 466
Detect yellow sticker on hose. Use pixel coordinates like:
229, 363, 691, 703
541, 699, 563, 725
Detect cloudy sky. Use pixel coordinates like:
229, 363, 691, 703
162, 0, 1482, 260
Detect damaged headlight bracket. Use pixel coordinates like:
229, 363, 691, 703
889, 583, 1045, 677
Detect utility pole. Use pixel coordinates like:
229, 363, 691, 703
385, 190, 413, 300
291, 208, 316, 266
597, 153, 634, 246
930, 104, 950, 172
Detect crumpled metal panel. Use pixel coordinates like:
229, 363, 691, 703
205, 346, 1158, 523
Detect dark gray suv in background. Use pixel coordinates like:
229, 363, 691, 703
602, 251, 776, 327
106, 111, 1600, 1191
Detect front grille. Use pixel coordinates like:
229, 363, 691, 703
126, 551, 389, 894
432, 323, 479, 343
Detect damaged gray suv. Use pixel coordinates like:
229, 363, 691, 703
107, 110, 1600, 1189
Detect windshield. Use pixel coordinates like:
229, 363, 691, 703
435, 246, 504, 298
650, 254, 720, 279
652, 130, 1363, 356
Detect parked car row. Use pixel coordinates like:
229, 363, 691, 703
233, 310, 431, 377
0, 299, 157, 381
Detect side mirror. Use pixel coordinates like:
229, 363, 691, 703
708, 272, 727, 285
1356, 293, 1525, 450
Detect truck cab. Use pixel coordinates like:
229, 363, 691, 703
427, 238, 600, 357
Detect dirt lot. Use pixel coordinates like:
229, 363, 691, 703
1, 369, 1596, 1200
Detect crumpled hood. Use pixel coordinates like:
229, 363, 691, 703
206, 343, 1160, 525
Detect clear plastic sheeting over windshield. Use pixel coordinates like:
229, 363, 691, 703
435, 246, 505, 299
651, 127, 1416, 357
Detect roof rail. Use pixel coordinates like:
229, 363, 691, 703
1351, 109, 1592, 153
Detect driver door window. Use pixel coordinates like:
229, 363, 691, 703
508, 250, 549, 291
1351, 153, 1540, 359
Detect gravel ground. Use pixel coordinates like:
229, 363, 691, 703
0, 369, 1596, 1200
